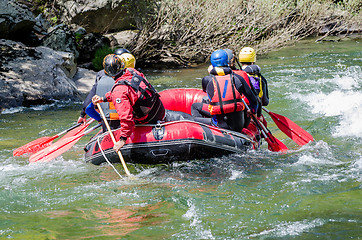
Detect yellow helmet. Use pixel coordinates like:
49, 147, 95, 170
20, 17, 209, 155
119, 53, 136, 68
239, 47, 256, 63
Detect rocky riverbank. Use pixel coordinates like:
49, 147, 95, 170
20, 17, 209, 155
0, 0, 137, 112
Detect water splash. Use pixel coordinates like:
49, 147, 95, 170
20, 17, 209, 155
290, 65, 362, 139
250, 219, 324, 238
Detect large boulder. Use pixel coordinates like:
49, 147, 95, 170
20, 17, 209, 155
105, 30, 137, 48
59, 0, 137, 33
0, 39, 80, 112
72, 67, 97, 97
77, 32, 110, 64
0, 0, 38, 46
42, 24, 79, 58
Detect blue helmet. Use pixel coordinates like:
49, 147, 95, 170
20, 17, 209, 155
210, 50, 228, 67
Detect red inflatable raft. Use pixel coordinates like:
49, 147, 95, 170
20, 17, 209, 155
84, 89, 260, 165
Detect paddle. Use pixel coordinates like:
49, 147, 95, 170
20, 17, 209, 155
242, 99, 288, 152
29, 122, 101, 163
96, 103, 131, 176
13, 121, 89, 156
262, 107, 314, 146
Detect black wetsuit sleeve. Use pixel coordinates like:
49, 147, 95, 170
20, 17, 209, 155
202, 76, 212, 92
80, 82, 98, 117
260, 74, 269, 106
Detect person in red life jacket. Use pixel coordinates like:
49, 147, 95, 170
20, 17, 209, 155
92, 54, 165, 152
192, 48, 238, 118
195, 49, 259, 132
77, 48, 131, 124
239, 47, 269, 117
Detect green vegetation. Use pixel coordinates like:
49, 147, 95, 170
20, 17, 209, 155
25, 0, 61, 26
129, 0, 361, 66
92, 46, 114, 71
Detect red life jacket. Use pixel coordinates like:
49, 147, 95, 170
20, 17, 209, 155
233, 69, 252, 105
111, 69, 160, 122
208, 73, 245, 115
233, 70, 251, 88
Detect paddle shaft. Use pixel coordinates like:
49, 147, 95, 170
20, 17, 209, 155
57, 122, 82, 136
96, 103, 131, 176
242, 99, 269, 139
242, 99, 288, 152
243, 104, 268, 139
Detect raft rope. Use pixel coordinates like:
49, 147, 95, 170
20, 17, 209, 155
97, 136, 123, 179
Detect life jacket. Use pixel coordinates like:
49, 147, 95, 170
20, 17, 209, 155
111, 68, 161, 122
208, 73, 245, 115
95, 75, 118, 120
233, 69, 253, 105
233, 70, 251, 88
242, 65, 264, 98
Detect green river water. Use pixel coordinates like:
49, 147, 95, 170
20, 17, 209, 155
0, 38, 361, 239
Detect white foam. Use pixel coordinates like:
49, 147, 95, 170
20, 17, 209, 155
250, 219, 324, 237
1, 107, 26, 114
180, 199, 215, 239
293, 89, 362, 138
229, 170, 247, 180
287, 66, 361, 137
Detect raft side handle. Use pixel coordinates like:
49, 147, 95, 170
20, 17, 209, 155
150, 149, 170, 156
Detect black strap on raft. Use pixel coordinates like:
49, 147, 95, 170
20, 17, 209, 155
210, 99, 243, 106
212, 75, 225, 115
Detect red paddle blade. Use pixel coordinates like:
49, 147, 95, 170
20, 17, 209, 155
269, 112, 314, 146
13, 136, 57, 156
29, 129, 87, 163
13, 123, 88, 157
265, 133, 288, 152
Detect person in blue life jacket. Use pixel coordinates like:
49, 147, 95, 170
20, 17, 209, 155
239, 47, 269, 117
194, 49, 259, 132
77, 48, 132, 124
78, 51, 136, 133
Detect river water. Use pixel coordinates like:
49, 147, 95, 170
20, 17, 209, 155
1, 38, 361, 239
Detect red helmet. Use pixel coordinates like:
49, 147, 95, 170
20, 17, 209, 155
103, 54, 125, 77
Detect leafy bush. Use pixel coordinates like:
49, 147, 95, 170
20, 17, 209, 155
92, 46, 114, 71
129, 0, 360, 66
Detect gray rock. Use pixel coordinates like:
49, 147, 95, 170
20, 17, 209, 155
59, 0, 136, 33
0, 0, 38, 45
0, 39, 80, 111
105, 30, 137, 48
72, 67, 97, 97
34, 13, 51, 35
77, 32, 110, 64
42, 24, 79, 58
